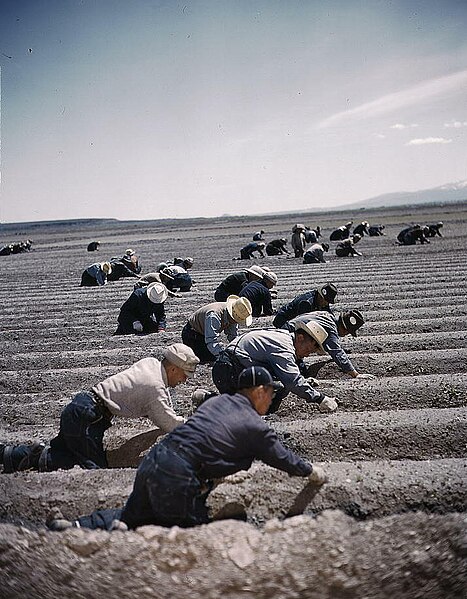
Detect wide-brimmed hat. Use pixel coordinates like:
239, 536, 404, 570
125, 248, 136, 256
163, 343, 200, 376
246, 265, 265, 279
226, 295, 253, 326
101, 262, 112, 274
183, 257, 194, 268
147, 282, 168, 304
293, 223, 306, 231
263, 271, 278, 287
340, 309, 365, 337
294, 320, 328, 354
317, 282, 337, 304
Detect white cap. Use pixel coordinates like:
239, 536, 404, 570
163, 343, 200, 376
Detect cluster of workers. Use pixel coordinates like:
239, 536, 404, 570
239, 218, 443, 262
0, 216, 446, 532
0, 239, 33, 256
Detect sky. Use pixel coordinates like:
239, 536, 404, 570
1, 0, 466, 223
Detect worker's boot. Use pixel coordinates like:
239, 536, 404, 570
1, 442, 45, 473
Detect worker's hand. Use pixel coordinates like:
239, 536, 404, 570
308, 466, 328, 485
356, 373, 376, 380
319, 396, 338, 413
132, 320, 143, 332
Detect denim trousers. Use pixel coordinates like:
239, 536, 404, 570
121, 440, 211, 529
49, 391, 112, 470
3, 392, 112, 472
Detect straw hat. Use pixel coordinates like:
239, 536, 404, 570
101, 262, 112, 275
147, 282, 168, 304
226, 295, 253, 326
294, 320, 328, 354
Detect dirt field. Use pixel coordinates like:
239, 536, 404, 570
1, 203, 466, 598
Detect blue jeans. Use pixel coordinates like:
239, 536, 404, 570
121, 440, 211, 529
2, 392, 112, 472
49, 391, 112, 470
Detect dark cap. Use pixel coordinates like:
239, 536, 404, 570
318, 282, 338, 304
340, 309, 365, 337
238, 366, 281, 390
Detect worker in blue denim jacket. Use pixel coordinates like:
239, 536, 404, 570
46, 366, 327, 532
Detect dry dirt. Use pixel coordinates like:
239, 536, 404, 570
0, 203, 466, 598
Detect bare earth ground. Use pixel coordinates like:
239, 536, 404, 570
0, 203, 466, 598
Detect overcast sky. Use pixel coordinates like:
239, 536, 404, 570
1, 0, 466, 223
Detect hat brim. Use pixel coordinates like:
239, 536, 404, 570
226, 295, 253, 326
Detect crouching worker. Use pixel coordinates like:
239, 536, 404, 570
46, 366, 327, 532
284, 310, 376, 379
0, 344, 199, 473
182, 296, 253, 363
114, 282, 168, 335
80, 261, 112, 286
209, 323, 339, 414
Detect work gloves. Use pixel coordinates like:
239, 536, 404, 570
356, 373, 376, 380
319, 396, 338, 413
132, 320, 143, 333
308, 465, 328, 485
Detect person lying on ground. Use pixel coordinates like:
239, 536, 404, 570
273, 283, 337, 328
208, 321, 339, 414
335, 234, 362, 257
114, 282, 168, 335
266, 238, 289, 255
282, 310, 375, 380
214, 265, 265, 302
239, 241, 266, 260
303, 242, 330, 264
46, 366, 327, 532
238, 271, 278, 317
182, 296, 253, 363
0, 344, 199, 473
80, 261, 112, 286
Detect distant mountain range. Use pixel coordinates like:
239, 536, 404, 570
338, 180, 467, 210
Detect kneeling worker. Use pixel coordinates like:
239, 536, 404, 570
210, 322, 339, 414
1, 344, 199, 473
47, 366, 327, 532
182, 296, 253, 363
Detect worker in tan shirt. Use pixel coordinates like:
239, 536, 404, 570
0, 344, 199, 473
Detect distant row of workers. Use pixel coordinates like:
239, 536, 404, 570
0, 239, 33, 256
